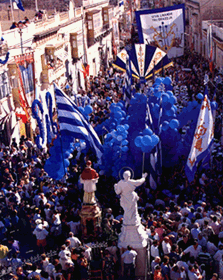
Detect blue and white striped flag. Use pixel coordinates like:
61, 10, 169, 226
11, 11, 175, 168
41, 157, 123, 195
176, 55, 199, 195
185, 95, 214, 182
54, 85, 103, 161
14, 0, 25, 11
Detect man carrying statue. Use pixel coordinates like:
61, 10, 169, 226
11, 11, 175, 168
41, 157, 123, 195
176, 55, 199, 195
80, 160, 99, 204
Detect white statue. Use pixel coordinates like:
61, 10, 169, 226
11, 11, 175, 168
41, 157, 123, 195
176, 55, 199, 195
114, 171, 147, 226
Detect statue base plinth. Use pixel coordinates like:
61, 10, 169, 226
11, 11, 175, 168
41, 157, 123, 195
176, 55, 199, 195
80, 203, 102, 240
119, 223, 148, 279
118, 223, 148, 249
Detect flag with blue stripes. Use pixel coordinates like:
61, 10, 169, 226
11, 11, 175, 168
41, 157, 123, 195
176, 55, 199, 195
14, 0, 25, 11
123, 50, 133, 103
54, 85, 103, 161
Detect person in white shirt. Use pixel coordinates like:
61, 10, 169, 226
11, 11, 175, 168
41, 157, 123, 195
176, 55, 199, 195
207, 241, 218, 256
58, 245, 71, 270
162, 236, 172, 255
33, 223, 48, 252
67, 232, 81, 248
180, 202, 191, 216
182, 239, 202, 260
213, 244, 223, 263
121, 245, 137, 280
191, 223, 201, 240
151, 239, 160, 259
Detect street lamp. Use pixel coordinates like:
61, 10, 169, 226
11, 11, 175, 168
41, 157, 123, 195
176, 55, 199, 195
17, 22, 24, 54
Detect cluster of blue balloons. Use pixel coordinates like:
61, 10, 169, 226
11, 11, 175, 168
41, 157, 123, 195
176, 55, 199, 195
78, 105, 93, 120
109, 101, 127, 124
99, 101, 130, 177
44, 133, 75, 180
105, 124, 130, 153
32, 99, 45, 149
134, 127, 160, 153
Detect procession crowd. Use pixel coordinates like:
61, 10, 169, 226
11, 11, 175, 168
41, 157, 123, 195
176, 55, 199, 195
0, 50, 222, 280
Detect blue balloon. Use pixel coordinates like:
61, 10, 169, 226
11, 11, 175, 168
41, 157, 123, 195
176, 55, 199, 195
169, 119, 179, 129
196, 93, 203, 100
162, 121, 169, 131
163, 77, 172, 86
162, 93, 169, 103
124, 124, 129, 130
141, 135, 152, 147
151, 134, 160, 146
114, 111, 122, 119
154, 89, 162, 98
141, 145, 150, 153
117, 135, 123, 141
122, 139, 128, 146
121, 146, 129, 152
155, 77, 162, 84
169, 96, 177, 105
166, 107, 175, 117
172, 105, 177, 113
117, 102, 124, 108
143, 128, 153, 136
211, 101, 218, 110
105, 133, 112, 141
117, 125, 125, 132
84, 105, 93, 115
78, 106, 84, 114
134, 136, 143, 147
167, 90, 174, 97
121, 110, 126, 117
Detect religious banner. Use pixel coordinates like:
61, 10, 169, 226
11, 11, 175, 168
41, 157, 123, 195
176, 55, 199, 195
112, 18, 120, 51
185, 95, 214, 182
14, 52, 35, 106
135, 4, 185, 58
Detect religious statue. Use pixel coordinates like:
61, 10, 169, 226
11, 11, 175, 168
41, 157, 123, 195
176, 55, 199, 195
114, 170, 147, 226
80, 161, 99, 204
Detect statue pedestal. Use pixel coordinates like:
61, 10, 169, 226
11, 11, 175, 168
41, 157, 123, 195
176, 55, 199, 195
80, 203, 102, 240
119, 224, 148, 279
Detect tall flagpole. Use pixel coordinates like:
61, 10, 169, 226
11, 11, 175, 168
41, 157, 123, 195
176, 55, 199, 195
35, 0, 39, 11
10, 0, 14, 22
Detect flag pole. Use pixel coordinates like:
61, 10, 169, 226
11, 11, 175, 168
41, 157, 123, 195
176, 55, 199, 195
58, 132, 67, 178
142, 152, 145, 174
10, 0, 14, 22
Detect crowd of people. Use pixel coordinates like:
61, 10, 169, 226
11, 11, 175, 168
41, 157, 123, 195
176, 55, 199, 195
0, 49, 222, 280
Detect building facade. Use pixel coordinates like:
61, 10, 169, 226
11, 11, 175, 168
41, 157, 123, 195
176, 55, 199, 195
0, 0, 123, 145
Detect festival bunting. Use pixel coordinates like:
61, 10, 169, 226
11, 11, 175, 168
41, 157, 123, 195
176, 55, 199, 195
185, 95, 214, 182
135, 4, 185, 58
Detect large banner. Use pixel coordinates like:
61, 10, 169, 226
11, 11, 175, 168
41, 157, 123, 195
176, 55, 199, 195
135, 4, 185, 58
14, 52, 35, 106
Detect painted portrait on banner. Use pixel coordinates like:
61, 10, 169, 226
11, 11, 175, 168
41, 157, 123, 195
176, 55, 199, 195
135, 4, 185, 58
